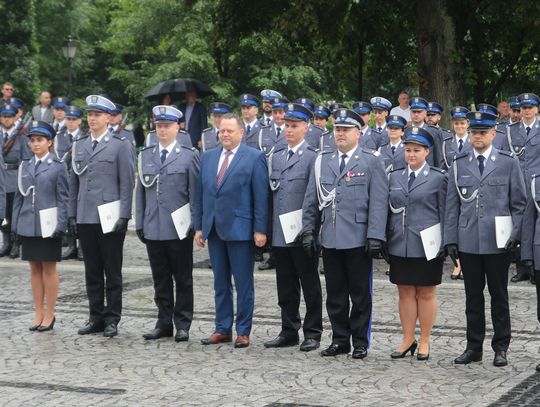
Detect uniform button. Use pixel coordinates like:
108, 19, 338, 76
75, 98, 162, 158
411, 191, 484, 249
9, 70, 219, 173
480, 183, 483, 187
338, 183, 341, 187
480, 194, 484, 197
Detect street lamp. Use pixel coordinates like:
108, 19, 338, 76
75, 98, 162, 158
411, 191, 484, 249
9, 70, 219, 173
62, 36, 78, 100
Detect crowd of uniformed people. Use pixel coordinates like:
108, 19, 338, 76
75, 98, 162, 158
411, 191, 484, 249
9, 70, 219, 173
3, 80, 540, 370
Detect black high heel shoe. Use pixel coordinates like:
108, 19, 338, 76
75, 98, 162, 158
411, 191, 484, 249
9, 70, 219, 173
390, 340, 417, 359
37, 317, 55, 332
29, 324, 41, 331
417, 346, 430, 361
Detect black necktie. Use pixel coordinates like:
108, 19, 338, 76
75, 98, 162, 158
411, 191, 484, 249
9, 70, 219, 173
266, 118, 271, 126
287, 150, 294, 161
378, 126, 382, 132
3, 132, 8, 142
408, 172, 416, 189
216, 130, 219, 142
391, 146, 396, 155
246, 125, 251, 134
458, 139, 463, 152
35, 160, 41, 172
92, 140, 98, 150
477, 155, 485, 175
526, 126, 531, 136
160, 149, 168, 164
276, 127, 281, 137
54, 123, 59, 132
339, 154, 347, 173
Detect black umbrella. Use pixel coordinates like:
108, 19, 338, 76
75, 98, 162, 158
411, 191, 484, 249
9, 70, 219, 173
145, 78, 215, 101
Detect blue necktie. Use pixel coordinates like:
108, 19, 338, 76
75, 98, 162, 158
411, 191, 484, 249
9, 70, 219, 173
477, 155, 485, 175
408, 172, 415, 189
391, 146, 396, 155
276, 127, 281, 137
339, 154, 347, 173
92, 140, 98, 150
160, 149, 168, 164
458, 139, 463, 152
287, 150, 294, 161
526, 126, 531, 136
246, 125, 251, 134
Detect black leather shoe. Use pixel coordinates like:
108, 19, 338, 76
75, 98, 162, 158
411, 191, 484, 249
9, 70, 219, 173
255, 252, 264, 262
493, 351, 508, 367
78, 321, 104, 335
8, 242, 19, 259
37, 317, 55, 332
454, 350, 482, 364
174, 329, 189, 342
320, 343, 350, 357
352, 347, 368, 359
390, 340, 417, 359
29, 324, 41, 331
536, 362, 540, 372
417, 347, 430, 361
143, 327, 173, 340
299, 338, 320, 352
103, 323, 118, 337
264, 335, 299, 348
511, 272, 530, 283
258, 260, 275, 270
61, 245, 78, 260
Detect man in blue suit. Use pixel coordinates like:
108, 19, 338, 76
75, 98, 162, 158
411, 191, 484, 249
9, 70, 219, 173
194, 113, 269, 348
179, 90, 208, 149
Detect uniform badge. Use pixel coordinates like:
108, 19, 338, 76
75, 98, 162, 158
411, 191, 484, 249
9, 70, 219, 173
345, 176, 351, 182
462, 188, 467, 195
298, 150, 303, 156
423, 170, 428, 176
412, 127, 419, 134
32, 120, 38, 127
91, 95, 98, 103
331, 154, 335, 159
475, 112, 482, 120
105, 136, 109, 141
288, 103, 294, 111
159, 106, 166, 114
145, 176, 150, 182
47, 158, 52, 164
340, 110, 346, 117
491, 155, 496, 161
354, 155, 359, 159
175, 147, 180, 153
515, 147, 520, 152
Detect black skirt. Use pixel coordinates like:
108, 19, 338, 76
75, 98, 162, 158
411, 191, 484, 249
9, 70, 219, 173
21, 236, 62, 262
389, 255, 443, 286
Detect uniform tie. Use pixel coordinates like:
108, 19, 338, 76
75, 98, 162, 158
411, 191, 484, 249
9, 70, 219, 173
266, 118, 271, 126
108, 126, 114, 133
160, 149, 168, 164
477, 155, 485, 175
216, 150, 232, 186
339, 154, 347, 173
408, 171, 416, 189
458, 139, 464, 152
92, 140, 98, 150
526, 126, 531, 136
377, 126, 382, 132
68, 133, 73, 142
246, 125, 251, 135
3, 132, 8, 142
216, 129, 219, 142
391, 146, 396, 155
276, 127, 281, 137
35, 160, 41, 172
287, 150, 294, 161
54, 123, 59, 132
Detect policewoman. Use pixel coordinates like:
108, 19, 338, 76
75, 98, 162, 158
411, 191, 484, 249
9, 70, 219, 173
12, 121, 69, 332
302, 108, 388, 359
387, 127, 447, 361
444, 111, 526, 367
379, 115, 407, 174
439, 107, 471, 171
200, 102, 231, 152
135, 105, 200, 342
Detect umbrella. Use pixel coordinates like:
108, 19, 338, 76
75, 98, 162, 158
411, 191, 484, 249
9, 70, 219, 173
145, 78, 215, 101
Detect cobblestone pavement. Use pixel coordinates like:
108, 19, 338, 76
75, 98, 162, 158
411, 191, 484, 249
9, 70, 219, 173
1, 231, 540, 406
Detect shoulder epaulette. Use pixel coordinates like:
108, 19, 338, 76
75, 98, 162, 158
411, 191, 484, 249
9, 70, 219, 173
312, 124, 325, 131
390, 166, 406, 173
321, 130, 332, 136
141, 145, 154, 152
202, 127, 212, 133
75, 134, 89, 142
306, 145, 319, 153
442, 133, 453, 141
113, 134, 126, 141
532, 174, 540, 180
360, 147, 381, 157
498, 150, 514, 158
179, 130, 188, 134
508, 121, 519, 127
321, 148, 335, 155
430, 167, 446, 174
454, 151, 469, 161
180, 145, 197, 152
21, 157, 30, 162
53, 157, 62, 163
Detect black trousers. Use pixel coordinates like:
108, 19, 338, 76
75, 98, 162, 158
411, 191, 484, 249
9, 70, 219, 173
459, 252, 512, 352
322, 246, 372, 348
3, 192, 14, 232
273, 246, 322, 340
534, 271, 540, 322
146, 238, 194, 331
78, 224, 126, 325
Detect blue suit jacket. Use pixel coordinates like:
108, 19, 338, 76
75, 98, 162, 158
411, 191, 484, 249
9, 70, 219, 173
194, 143, 269, 241
179, 102, 208, 146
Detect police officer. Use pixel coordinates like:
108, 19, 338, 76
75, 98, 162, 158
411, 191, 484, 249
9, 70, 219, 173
258, 97, 287, 155
426, 102, 445, 128
70, 95, 135, 338
439, 107, 471, 171
240, 93, 262, 149
145, 111, 193, 149
259, 89, 283, 126
51, 97, 69, 134
136, 105, 200, 342
296, 98, 325, 148
302, 108, 389, 359
264, 103, 323, 351
319, 103, 349, 151
508, 96, 521, 125
108, 103, 136, 146
12, 121, 68, 332
444, 111, 526, 367
0, 103, 31, 258
503, 93, 540, 283
313, 104, 330, 131
379, 115, 407, 173
476, 103, 507, 150
200, 102, 231, 153
408, 97, 442, 167
61, 106, 85, 261
353, 101, 384, 150
370, 96, 392, 141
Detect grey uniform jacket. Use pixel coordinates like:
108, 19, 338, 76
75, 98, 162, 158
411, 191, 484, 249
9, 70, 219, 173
361, 127, 384, 150
521, 174, 540, 265
444, 148, 526, 254
12, 156, 69, 237
69, 133, 135, 224
3, 125, 32, 193
319, 130, 335, 151
503, 121, 540, 189
135, 144, 200, 240
270, 142, 318, 247
200, 127, 220, 152
304, 124, 325, 149
258, 124, 287, 154
243, 121, 263, 150
53, 127, 73, 161
379, 141, 407, 173
145, 130, 193, 148
0, 154, 7, 218
302, 146, 388, 249
439, 134, 472, 171
387, 166, 447, 257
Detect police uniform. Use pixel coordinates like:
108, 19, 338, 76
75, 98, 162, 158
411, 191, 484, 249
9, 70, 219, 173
12, 122, 69, 261
407, 97, 443, 168
70, 95, 135, 337
109, 104, 136, 147
259, 89, 282, 127
439, 107, 472, 170
239, 94, 263, 149
0, 103, 31, 257
200, 102, 232, 152
378, 115, 407, 173
302, 108, 388, 358
145, 129, 192, 149
136, 105, 200, 341
444, 111, 526, 366
264, 103, 323, 351
387, 128, 447, 286
257, 97, 288, 155
370, 96, 392, 144
474, 103, 508, 151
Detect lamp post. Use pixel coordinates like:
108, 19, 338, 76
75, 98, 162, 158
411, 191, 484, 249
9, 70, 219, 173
62, 36, 78, 100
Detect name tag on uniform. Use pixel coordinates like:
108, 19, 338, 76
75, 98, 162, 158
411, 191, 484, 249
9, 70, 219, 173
279, 209, 303, 244
98, 200, 121, 234
171, 203, 191, 240
495, 216, 512, 249
39, 207, 58, 238
419, 223, 441, 261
